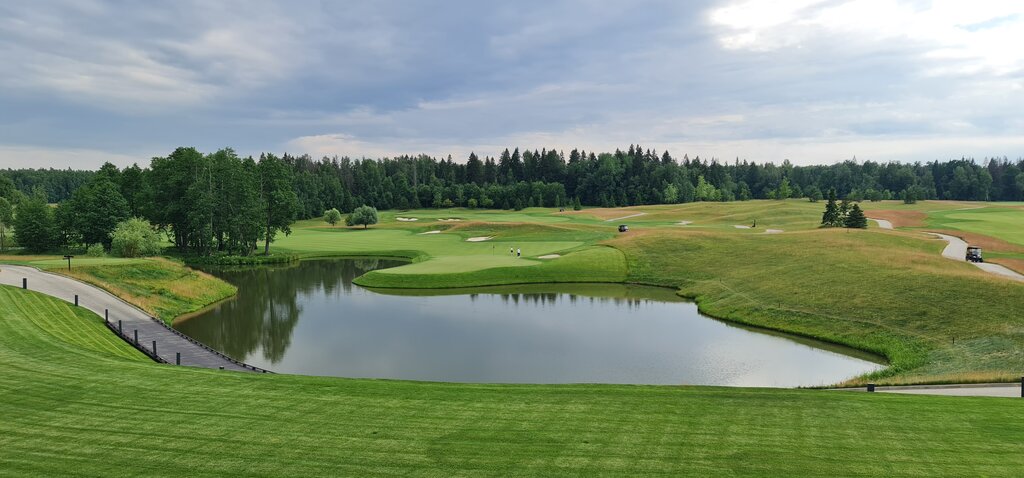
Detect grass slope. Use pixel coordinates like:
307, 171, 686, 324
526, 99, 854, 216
0, 255, 237, 323
2, 285, 1024, 477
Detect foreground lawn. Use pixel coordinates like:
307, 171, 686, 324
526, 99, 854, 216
2, 285, 1023, 476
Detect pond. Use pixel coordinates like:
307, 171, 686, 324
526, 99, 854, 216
174, 259, 884, 387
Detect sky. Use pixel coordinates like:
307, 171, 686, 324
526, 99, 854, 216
1, 0, 1022, 169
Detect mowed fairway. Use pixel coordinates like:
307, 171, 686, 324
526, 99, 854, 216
2, 285, 1024, 476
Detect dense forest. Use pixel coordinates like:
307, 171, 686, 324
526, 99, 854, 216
1, 145, 1021, 256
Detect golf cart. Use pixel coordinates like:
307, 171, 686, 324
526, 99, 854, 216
618, 224, 629, 233
966, 246, 983, 263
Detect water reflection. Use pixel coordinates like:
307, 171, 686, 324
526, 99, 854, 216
176, 259, 884, 386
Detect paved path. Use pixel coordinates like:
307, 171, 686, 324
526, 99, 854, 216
0, 265, 264, 372
837, 383, 1023, 398
929, 233, 1024, 282
868, 218, 893, 229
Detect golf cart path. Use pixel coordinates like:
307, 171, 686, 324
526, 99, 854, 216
868, 218, 893, 230
929, 233, 1024, 282
604, 212, 647, 222
0, 265, 262, 372
838, 383, 1022, 398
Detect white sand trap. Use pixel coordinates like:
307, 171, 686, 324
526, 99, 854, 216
605, 212, 647, 222
419, 230, 442, 235
466, 236, 493, 242
869, 218, 893, 230
733, 225, 751, 229
396, 217, 418, 222
537, 254, 561, 259
764, 229, 784, 234
437, 218, 462, 222
677, 220, 693, 226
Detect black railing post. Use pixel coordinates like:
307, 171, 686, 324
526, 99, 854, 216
1020, 377, 1023, 398
22, 278, 26, 289
118, 320, 122, 334
152, 341, 157, 356
74, 294, 79, 306
105, 308, 109, 323
176, 352, 181, 365
867, 383, 875, 392
133, 329, 138, 344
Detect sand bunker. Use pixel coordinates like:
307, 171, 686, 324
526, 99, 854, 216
466, 236, 493, 242
437, 218, 462, 222
537, 254, 561, 259
396, 217, 418, 222
419, 230, 442, 235
733, 225, 751, 229
764, 229, 784, 234
677, 221, 693, 226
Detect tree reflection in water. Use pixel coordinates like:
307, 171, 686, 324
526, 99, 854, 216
176, 259, 402, 363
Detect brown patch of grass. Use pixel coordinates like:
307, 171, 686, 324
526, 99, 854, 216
561, 207, 645, 220
863, 209, 927, 227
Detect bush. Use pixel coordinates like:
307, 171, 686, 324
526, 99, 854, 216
85, 243, 106, 257
323, 208, 342, 226
110, 218, 162, 258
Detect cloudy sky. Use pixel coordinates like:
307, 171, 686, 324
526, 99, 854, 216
1, 0, 1022, 169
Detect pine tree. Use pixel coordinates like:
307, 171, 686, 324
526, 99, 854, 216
821, 188, 839, 227
845, 203, 868, 229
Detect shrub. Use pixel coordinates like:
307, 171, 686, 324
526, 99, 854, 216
86, 243, 106, 257
110, 218, 162, 258
323, 208, 342, 226
346, 205, 379, 229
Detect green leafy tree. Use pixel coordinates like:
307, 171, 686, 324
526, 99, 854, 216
0, 197, 12, 252
13, 188, 55, 253
258, 154, 299, 255
69, 177, 129, 249
776, 178, 792, 199
845, 203, 868, 229
805, 185, 822, 202
110, 218, 163, 257
323, 208, 342, 226
346, 205, 378, 229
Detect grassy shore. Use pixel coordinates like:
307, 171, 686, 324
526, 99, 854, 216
2, 285, 1023, 477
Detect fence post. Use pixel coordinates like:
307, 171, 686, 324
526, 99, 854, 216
105, 309, 109, 323
176, 352, 181, 365
74, 294, 79, 306
867, 383, 875, 392
118, 320, 122, 334
133, 329, 138, 344
22, 278, 26, 289
152, 341, 157, 356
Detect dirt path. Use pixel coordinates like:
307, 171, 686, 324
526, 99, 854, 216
929, 233, 1024, 282
868, 218, 893, 230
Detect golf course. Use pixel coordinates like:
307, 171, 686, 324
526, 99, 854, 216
2, 199, 1024, 475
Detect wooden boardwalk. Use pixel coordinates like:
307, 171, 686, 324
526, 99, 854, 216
0, 265, 267, 373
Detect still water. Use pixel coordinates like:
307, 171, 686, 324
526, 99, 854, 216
175, 259, 884, 386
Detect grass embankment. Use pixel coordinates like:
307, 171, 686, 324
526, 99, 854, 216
0, 255, 236, 323
267, 201, 1023, 384
2, 285, 1024, 476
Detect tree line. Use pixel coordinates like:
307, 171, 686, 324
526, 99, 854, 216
1, 146, 1021, 256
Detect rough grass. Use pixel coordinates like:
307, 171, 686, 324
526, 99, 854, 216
54, 257, 236, 323
3, 285, 1024, 477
